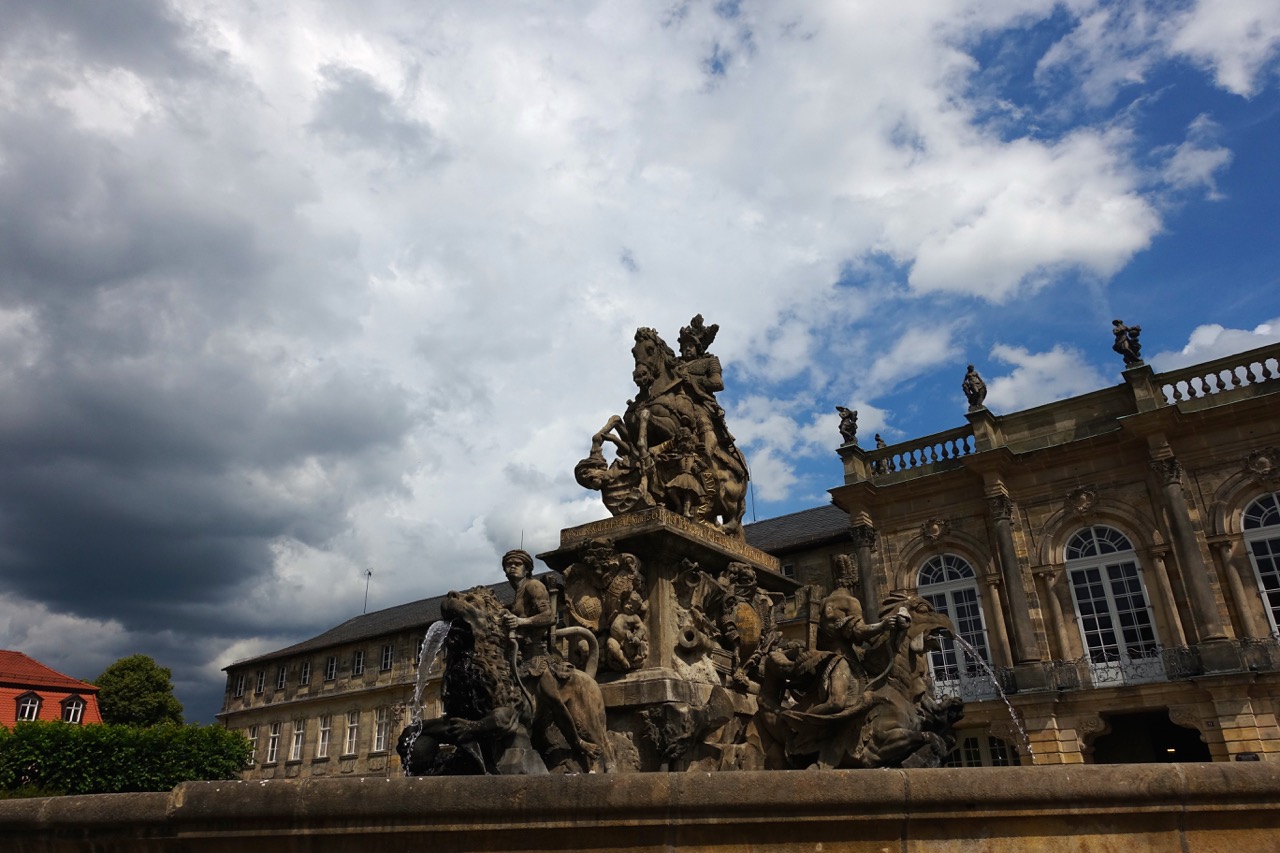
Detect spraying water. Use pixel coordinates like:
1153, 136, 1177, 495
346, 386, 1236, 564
950, 634, 1035, 763
410, 621, 451, 725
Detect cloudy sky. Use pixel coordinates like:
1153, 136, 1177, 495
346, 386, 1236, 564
1, 0, 1278, 722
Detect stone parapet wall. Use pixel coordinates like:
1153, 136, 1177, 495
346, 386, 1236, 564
5, 764, 1280, 852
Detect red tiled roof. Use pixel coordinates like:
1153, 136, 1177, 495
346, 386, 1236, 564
0, 650, 99, 692
0, 650, 103, 727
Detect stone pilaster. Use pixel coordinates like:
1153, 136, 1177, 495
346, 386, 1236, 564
987, 494, 1040, 664
1150, 457, 1226, 641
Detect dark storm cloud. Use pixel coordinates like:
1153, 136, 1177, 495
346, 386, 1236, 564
0, 3, 419, 653
0, 0, 204, 78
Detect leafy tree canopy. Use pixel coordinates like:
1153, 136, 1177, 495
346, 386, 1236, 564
93, 654, 184, 727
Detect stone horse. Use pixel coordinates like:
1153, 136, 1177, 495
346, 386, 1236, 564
397, 586, 613, 775
585, 327, 748, 537
754, 591, 962, 769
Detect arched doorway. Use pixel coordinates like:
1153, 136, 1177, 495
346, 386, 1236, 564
1089, 710, 1211, 763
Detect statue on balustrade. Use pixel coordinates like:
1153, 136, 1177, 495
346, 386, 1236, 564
836, 406, 858, 445
962, 364, 987, 409
577, 315, 749, 538
1112, 319, 1143, 366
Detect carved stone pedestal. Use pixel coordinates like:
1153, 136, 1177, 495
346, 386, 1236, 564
539, 507, 797, 771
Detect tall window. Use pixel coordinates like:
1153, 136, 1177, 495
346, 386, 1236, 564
299, 661, 311, 686
266, 722, 281, 763
324, 656, 337, 681
1244, 491, 1280, 635
316, 715, 331, 759
1065, 525, 1163, 685
344, 711, 360, 756
254, 670, 266, 695
246, 725, 259, 765
233, 674, 245, 697
918, 554, 996, 700
16, 694, 41, 721
944, 733, 1021, 767
380, 644, 394, 672
276, 665, 287, 690
353, 650, 365, 675
289, 720, 306, 761
374, 707, 390, 752
62, 697, 85, 724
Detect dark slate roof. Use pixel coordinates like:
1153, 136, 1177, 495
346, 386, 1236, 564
227, 579, 528, 670
743, 504, 850, 553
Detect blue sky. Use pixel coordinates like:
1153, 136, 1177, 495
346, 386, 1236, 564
0, 0, 1277, 721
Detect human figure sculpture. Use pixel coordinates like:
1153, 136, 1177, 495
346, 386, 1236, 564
753, 558, 962, 769
676, 314, 728, 447
500, 550, 611, 772
605, 591, 649, 672
1112, 319, 1143, 366
962, 365, 987, 409
836, 406, 858, 445
580, 318, 749, 538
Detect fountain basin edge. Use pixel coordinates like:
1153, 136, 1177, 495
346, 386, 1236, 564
4, 763, 1280, 852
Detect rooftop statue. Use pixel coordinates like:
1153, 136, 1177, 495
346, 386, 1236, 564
835, 406, 858, 445
1112, 319, 1143, 366
577, 315, 749, 539
962, 364, 987, 409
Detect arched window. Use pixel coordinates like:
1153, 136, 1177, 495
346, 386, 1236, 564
918, 554, 996, 700
1243, 491, 1280, 636
16, 693, 41, 722
61, 696, 85, 724
1065, 526, 1163, 685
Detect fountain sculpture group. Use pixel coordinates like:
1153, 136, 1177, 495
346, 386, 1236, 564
398, 317, 962, 775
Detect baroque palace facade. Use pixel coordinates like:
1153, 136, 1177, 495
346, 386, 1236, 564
219, 340, 1280, 775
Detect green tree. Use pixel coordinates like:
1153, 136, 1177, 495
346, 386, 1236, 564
93, 654, 184, 727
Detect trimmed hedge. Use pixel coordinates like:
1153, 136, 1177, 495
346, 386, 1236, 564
0, 721, 251, 795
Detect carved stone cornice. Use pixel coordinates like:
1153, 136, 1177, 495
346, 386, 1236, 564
1150, 457, 1184, 486
920, 517, 950, 543
849, 525, 879, 551
1065, 486, 1097, 517
987, 495, 1016, 522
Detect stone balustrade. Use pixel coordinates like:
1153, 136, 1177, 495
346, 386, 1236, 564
869, 425, 976, 480
1158, 341, 1280, 406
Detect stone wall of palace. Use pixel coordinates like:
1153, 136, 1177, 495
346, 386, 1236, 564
5, 764, 1280, 852
827, 346, 1280, 766
219, 626, 442, 780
